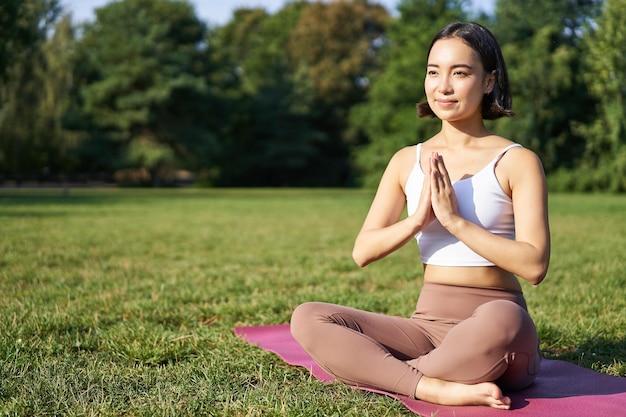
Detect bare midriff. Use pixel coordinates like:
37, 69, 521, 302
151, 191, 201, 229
423, 264, 522, 291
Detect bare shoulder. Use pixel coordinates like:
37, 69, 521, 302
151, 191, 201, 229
391, 144, 418, 161
384, 145, 417, 175
388, 145, 419, 185
495, 140, 546, 194
501, 144, 544, 171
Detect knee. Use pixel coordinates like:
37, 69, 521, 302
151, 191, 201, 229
290, 302, 322, 346
475, 300, 525, 325
474, 300, 535, 346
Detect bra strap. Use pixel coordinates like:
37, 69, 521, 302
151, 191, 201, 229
493, 143, 522, 165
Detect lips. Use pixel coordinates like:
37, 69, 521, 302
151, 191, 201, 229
436, 99, 457, 107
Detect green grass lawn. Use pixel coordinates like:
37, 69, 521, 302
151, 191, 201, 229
0, 188, 624, 416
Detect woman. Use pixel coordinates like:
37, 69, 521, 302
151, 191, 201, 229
290, 22, 550, 409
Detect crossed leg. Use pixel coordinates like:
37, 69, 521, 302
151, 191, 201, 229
290, 299, 539, 409
291, 301, 432, 396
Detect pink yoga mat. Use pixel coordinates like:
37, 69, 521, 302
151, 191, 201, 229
235, 324, 626, 417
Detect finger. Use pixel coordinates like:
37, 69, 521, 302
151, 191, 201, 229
429, 162, 439, 193
435, 153, 453, 188
429, 154, 439, 179
430, 154, 445, 192
420, 166, 432, 205
424, 166, 432, 195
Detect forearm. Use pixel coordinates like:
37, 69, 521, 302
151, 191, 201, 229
447, 217, 550, 284
352, 216, 422, 267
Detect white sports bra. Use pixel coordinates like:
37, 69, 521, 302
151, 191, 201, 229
405, 143, 521, 266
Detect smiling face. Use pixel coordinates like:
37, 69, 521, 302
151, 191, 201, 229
424, 37, 494, 123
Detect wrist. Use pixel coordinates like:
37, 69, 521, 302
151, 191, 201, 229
441, 215, 464, 235
406, 214, 424, 235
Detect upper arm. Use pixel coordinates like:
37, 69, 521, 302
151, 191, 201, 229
358, 148, 412, 232
504, 148, 551, 280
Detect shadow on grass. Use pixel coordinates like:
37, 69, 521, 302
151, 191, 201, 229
0, 188, 180, 217
541, 333, 626, 376
0, 188, 122, 203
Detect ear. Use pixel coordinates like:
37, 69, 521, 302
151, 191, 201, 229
484, 70, 496, 94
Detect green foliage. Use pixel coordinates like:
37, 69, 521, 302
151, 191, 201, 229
0, 189, 624, 415
0, 0, 63, 180
288, 1, 389, 107
0, 0, 61, 80
489, 0, 601, 172
349, 0, 467, 187
1, 0, 626, 191
564, 0, 626, 192
208, 3, 330, 186
211, 1, 390, 186
492, 0, 601, 44
74, 0, 216, 181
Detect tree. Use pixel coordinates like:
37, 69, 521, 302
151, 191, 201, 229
0, 0, 63, 182
207, 4, 322, 186
490, 0, 602, 173
225, 3, 330, 186
0, 0, 61, 82
286, 0, 390, 186
33, 15, 78, 178
74, 0, 216, 185
210, 1, 390, 186
349, 0, 468, 187
492, 0, 599, 44
569, 0, 626, 191
288, 1, 389, 109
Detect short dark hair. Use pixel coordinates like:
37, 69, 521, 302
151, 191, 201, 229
416, 22, 514, 120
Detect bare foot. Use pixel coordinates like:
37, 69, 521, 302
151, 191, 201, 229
415, 375, 511, 410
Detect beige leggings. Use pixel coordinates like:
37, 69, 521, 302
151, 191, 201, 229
290, 283, 541, 398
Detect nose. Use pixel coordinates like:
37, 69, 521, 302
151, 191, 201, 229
438, 75, 453, 94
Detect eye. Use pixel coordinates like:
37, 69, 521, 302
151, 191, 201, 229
427, 70, 438, 76
453, 70, 469, 77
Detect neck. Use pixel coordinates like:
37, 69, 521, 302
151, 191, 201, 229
438, 117, 491, 148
